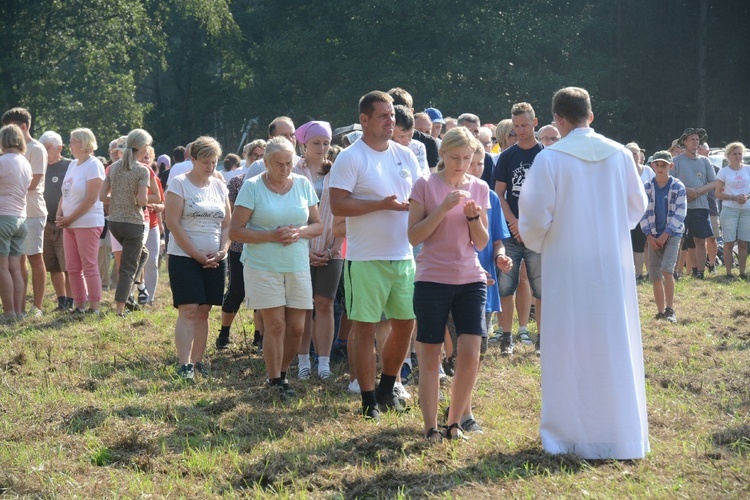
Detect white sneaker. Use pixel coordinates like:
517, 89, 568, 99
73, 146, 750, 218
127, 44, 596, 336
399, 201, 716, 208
298, 367, 311, 380
348, 379, 360, 394
28, 306, 43, 318
393, 382, 411, 400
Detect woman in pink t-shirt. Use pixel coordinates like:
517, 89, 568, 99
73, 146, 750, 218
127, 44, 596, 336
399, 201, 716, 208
408, 126, 493, 442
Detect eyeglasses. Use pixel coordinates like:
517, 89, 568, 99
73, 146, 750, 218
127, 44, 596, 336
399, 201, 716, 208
248, 153, 263, 161
540, 136, 560, 143
508, 131, 517, 137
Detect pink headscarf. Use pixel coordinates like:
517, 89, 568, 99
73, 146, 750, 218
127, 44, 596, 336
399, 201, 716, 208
294, 121, 332, 144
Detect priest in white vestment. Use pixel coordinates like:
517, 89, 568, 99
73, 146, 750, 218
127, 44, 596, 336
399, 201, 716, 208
518, 87, 650, 460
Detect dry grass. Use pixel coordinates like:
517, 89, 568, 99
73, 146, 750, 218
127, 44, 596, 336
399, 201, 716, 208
1, 271, 749, 498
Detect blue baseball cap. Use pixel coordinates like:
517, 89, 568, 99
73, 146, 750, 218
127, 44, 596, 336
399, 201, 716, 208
424, 107, 445, 124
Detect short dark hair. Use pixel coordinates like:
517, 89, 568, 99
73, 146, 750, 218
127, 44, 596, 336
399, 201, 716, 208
173, 146, 185, 163
2, 107, 31, 127
223, 153, 241, 171
394, 105, 414, 130
387, 87, 413, 108
359, 91, 393, 117
552, 87, 591, 125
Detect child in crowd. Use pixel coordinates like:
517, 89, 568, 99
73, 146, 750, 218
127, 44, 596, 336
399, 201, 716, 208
640, 151, 687, 323
392, 105, 430, 176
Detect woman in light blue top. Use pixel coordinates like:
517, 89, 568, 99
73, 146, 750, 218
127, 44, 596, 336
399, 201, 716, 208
229, 137, 322, 399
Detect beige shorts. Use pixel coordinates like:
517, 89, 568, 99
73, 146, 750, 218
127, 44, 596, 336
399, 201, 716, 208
23, 216, 45, 255
244, 266, 313, 310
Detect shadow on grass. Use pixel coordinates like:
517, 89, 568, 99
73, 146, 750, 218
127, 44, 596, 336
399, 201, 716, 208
232, 426, 594, 497
712, 424, 750, 457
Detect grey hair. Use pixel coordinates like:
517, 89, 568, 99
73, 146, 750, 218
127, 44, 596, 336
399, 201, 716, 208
263, 136, 295, 162
39, 131, 63, 147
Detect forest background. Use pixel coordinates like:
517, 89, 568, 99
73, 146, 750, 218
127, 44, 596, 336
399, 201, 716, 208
1, 0, 747, 157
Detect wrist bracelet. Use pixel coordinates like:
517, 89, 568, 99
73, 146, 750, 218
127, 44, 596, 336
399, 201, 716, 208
466, 215, 480, 222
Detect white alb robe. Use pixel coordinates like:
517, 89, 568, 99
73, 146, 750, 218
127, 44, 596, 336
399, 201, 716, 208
518, 127, 650, 460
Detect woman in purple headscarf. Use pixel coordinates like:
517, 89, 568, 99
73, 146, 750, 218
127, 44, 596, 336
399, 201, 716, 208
292, 121, 344, 381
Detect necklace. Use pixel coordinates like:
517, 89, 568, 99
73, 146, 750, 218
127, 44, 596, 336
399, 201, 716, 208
264, 172, 291, 194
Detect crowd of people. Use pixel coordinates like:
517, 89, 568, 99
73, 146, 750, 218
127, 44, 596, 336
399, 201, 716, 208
1, 85, 748, 460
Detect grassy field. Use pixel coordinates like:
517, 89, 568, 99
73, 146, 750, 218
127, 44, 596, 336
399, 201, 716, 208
0, 270, 749, 498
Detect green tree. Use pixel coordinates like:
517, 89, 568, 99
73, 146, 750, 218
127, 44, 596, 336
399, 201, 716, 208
0, 0, 158, 151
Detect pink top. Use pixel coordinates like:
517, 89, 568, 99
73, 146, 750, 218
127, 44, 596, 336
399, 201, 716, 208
410, 174, 490, 285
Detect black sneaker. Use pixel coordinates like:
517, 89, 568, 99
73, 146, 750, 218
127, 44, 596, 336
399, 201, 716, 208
137, 287, 149, 305
177, 363, 195, 381
215, 333, 230, 350
194, 361, 209, 376
268, 381, 288, 401
500, 332, 514, 356
125, 295, 141, 312
442, 356, 455, 377
535, 333, 541, 357
376, 389, 408, 413
281, 380, 296, 398
362, 405, 381, 422
663, 307, 677, 323
654, 311, 665, 320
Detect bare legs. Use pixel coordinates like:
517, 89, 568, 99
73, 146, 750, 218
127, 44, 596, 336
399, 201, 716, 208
260, 306, 306, 379
175, 304, 212, 365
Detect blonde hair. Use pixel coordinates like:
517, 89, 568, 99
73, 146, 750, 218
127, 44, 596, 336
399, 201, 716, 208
495, 119, 514, 150
436, 126, 476, 171
190, 136, 222, 160
70, 128, 97, 154
724, 142, 746, 159
122, 128, 152, 170
0, 124, 26, 154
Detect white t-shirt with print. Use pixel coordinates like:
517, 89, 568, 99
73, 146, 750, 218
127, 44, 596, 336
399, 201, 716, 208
717, 165, 750, 210
61, 156, 105, 228
166, 174, 228, 257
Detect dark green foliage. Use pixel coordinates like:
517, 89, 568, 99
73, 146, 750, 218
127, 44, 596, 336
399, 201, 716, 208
1, 0, 748, 157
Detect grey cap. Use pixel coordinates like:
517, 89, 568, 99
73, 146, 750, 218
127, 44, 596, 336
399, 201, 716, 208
651, 150, 673, 164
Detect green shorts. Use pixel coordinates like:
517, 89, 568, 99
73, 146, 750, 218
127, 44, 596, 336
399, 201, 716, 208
343, 259, 416, 323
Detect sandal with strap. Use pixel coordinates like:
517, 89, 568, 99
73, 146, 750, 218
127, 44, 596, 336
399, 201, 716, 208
425, 427, 443, 443
443, 422, 467, 441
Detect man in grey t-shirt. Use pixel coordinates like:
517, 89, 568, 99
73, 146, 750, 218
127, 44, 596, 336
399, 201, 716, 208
672, 128, 716, 279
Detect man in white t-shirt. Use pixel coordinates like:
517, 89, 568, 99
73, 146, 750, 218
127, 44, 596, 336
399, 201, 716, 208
2, 107, 48, 316
329, 91, 420, 422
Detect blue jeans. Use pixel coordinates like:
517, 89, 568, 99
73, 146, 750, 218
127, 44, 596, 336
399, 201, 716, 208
497, 237, 542, 299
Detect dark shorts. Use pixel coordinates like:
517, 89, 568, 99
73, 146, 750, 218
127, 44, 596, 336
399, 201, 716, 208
311, 259, 344, 299
413, 281, 486, 344
168, 255, 226, 308
683, 208, 714, 243
221, 250, 245, 314
630, 226, 646, 253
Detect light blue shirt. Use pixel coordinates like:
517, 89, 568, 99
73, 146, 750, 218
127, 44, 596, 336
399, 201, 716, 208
235, 173, 318, 272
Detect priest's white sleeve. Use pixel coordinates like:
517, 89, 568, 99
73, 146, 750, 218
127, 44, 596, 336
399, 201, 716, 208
518, 152, 555, 253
